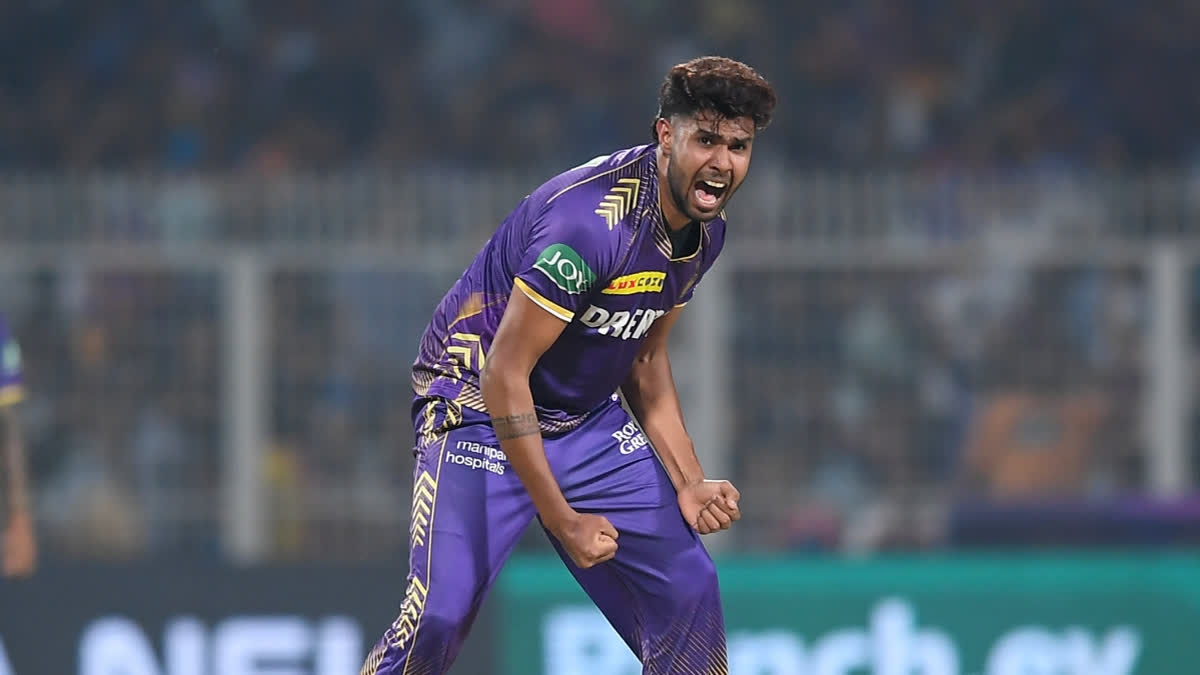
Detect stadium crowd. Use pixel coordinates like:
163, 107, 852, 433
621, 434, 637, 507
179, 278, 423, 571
1, 0, 1198, 172
2, 0, 1200, 561
0, 256, 1166, 560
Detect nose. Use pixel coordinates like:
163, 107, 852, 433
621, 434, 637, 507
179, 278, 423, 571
708, 144, 733, 175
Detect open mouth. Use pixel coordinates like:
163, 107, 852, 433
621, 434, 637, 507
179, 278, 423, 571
694, 178, 727, 210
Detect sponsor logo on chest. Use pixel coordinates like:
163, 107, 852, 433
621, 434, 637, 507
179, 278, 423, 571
578, 305, 667, 340
602, 271, 665, 295
533, 244, 596, 294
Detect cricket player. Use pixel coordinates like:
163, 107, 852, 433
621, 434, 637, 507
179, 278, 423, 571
0, 313, 35, 578
362, 56, 776, 675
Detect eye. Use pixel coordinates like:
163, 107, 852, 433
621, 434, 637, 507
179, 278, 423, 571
699, 135, 715, 146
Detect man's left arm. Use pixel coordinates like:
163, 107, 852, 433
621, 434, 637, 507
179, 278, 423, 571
621, 307, 740, 534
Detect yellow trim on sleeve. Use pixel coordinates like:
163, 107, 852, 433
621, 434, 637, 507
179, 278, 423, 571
513, 277, 573, 322
0, 385, 24, 407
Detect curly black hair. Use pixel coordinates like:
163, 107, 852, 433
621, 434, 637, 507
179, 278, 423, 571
650, 56, 777, 142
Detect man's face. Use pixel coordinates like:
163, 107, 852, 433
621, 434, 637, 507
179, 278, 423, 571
659, 111, 755, 222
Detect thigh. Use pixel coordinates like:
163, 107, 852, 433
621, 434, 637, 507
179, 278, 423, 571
544, 403, 727, 671
414, 400, 537, 571
546, 400, 677, 512
546, 497, 728, 673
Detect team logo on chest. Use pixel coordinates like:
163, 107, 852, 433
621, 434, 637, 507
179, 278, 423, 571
579, 305, 667, 340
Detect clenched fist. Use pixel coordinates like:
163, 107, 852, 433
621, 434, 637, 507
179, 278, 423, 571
549, 512, 619, 569
678, 479, 741, 535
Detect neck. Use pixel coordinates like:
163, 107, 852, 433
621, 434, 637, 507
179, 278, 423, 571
655, 147, 692, 231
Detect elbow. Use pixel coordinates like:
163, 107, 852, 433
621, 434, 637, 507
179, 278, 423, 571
624, 359, 660, 400
480, 359, 525, 403
631, 345, 661, 372
625, 360, 648, 392
629, 348, 666, 382
480, 362, 500, 401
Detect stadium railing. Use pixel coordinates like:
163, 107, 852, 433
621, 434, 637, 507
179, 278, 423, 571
0, 169, 1197, 563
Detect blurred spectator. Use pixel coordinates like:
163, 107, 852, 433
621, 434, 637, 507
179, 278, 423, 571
731, 263, 1150, 552
3, 266, 223, 561
958, 391, 1109, 498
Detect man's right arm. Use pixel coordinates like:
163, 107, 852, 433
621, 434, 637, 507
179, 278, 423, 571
480, 287, 619, 568
480, 286, 574, 529
484, 189, 622, 567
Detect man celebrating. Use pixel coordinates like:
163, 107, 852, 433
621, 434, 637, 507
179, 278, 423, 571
362, 56, 776, 675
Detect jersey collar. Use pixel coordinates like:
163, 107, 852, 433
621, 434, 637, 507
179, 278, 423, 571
642, 149, 708, 262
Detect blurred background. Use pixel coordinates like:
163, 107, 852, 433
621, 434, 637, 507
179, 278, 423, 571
1, 1, 1199, 674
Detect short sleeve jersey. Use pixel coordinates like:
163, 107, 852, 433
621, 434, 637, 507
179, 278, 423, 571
412, 144, 726, 435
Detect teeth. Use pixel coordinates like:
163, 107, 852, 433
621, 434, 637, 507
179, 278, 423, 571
702, 180, 726, 189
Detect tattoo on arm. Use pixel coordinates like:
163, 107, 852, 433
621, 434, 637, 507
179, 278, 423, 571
491, 412, 540, 441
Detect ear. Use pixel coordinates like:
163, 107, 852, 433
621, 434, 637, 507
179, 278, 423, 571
656, 118, 673, 153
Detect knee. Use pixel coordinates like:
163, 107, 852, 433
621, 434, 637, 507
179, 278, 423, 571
385, 588, 474, 652
365, 606, 468, 675
393, 605, 473, 646
406, 609, 467, 643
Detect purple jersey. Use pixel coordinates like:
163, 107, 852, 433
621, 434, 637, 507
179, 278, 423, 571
0, 314, 23, 407
412, 144, 726, 434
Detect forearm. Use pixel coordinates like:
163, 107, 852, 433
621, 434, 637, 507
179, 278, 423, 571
623, 355, 705, 489
0, 407, 29, 515
481, 368, 574, 529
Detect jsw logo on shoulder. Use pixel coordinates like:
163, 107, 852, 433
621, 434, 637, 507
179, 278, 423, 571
612, 421, 650, 455
580, 306, 666, 340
